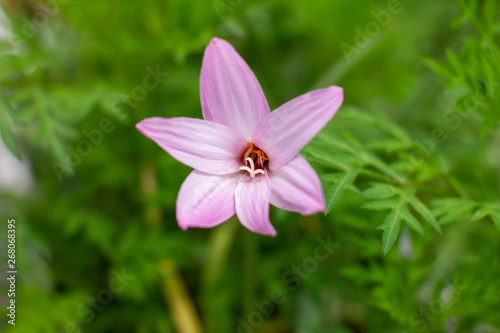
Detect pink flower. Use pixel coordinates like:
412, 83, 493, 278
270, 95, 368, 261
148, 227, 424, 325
136, 37, 343, 236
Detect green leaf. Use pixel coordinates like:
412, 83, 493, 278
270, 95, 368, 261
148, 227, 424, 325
400, 206, 424, 236
407, 196, 442, 234
302, 150, 361, 171
489, 210, 500, 232
345, 182, 362, 195
362, 199, 399, 211
371, 112, 413, 146
432, 199, 476, 225
470, 206, 490, 221
320, 173, 341, 183
365, 139, 412, 153
472, 204, 500, 232
362, 183, 398, 200
340, 107, 412, 146
322, 172, 361, 194
446, 49, 464, 81
0, 99, 21, 159
324, 170, 359, 215
360, 151, 407, 185
377, 208, 402, 255
419, 56, 455, 81
317, 133, 407, 184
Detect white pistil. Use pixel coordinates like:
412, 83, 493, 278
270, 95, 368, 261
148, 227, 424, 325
239, 157, 266, 178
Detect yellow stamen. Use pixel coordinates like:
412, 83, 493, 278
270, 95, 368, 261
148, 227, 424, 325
243, 143, 253, 161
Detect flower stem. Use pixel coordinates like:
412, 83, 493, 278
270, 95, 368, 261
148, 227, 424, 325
159, 260, 204, 333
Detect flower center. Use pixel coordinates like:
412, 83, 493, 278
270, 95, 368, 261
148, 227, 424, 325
239, 143, 268, 178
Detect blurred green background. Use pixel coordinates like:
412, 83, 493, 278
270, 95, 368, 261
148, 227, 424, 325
1, 0, 500, 332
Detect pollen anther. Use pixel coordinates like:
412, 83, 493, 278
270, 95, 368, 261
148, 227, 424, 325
240, 143, 268, 178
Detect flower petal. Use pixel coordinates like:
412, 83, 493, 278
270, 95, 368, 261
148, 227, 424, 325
235, 173, 276, 236
136, 117, 246, 175
253, 86, 343, 169
200, 37, 270, 140
176, 170, 240, 230
269, 155, 325, 215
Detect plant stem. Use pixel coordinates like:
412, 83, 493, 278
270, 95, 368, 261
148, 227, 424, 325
159, 260, 204, 333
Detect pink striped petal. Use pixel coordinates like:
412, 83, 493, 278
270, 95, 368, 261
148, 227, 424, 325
176, 170, 240, 230
235, 173, 276, 236
269, 156, 325, 215
253, 86, 343, 170
200, 37, 270, 140
136, 117, 246, 175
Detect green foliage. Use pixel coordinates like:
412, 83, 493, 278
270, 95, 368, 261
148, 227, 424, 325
422, 0, 500, 134
471, 202, 500, 232
431, 198, 476, 225
0, 0, 499, 332
322, 170, 360, 215
360, 185, 441, 254
0, 97, 20, 158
